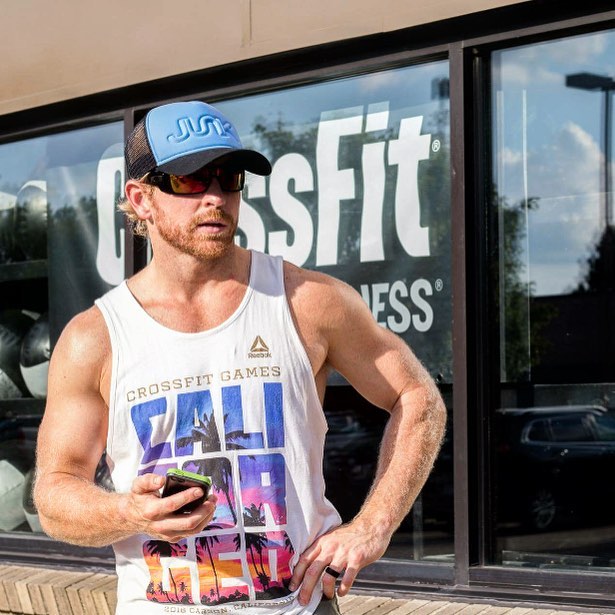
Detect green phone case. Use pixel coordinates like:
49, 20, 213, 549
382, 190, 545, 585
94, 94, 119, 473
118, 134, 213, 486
166, 468, 212, 486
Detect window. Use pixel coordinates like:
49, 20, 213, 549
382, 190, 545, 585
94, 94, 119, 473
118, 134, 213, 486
526, 420, 549, 442
592, 413, 615, 440
491, 28, 615, 566
549, 417, 593, 442
0, 121, 123, 536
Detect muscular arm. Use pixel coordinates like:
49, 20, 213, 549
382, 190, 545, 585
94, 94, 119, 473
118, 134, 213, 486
287, 269, 447, 602
330, 284, 446, 539
34, 307, 216, 547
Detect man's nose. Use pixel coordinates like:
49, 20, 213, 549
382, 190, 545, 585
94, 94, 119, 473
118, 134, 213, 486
200, 178, 226, 204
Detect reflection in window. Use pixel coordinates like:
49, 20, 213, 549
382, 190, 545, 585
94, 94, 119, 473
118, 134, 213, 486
323, 386, 453, 563
1, 135, 49, 534
592, 414, 615, 440
549, 417, 592, 442
526, 420, 549, 442
492, 28, 615, 570
0, 121, 123, 536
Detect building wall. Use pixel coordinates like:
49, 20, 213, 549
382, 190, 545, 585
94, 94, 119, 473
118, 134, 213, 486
1, 0, 526, 116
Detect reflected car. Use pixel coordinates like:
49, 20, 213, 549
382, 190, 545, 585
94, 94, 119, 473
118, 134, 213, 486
323, 405, 454, 531
323, 410, 382, 522
495, 405, 615, 532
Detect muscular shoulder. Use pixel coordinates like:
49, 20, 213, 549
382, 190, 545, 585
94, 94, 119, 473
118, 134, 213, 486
283, 260, 365, 333
50, 306, 111, 385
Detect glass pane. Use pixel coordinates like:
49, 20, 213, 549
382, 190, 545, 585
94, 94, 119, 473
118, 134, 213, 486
526, 420, 549, 442
592, 413, 615, 440
548, 417, 592, 442
1, 135, 49, 533
217, 60, 453, 562
0, 121, 123, 534
492, 28, 615, 570
47, 124, 125, 342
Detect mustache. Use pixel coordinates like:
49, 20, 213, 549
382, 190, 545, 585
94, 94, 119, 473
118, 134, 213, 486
190, 211, 234, 230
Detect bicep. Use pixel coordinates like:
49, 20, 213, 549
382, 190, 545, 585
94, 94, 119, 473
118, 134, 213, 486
36, 312, 109, 482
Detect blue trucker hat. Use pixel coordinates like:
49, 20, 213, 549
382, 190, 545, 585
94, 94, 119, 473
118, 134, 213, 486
125, 101, 271, 179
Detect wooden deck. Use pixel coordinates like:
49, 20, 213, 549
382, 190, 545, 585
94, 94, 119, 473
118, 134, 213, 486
1, 564, 613, 615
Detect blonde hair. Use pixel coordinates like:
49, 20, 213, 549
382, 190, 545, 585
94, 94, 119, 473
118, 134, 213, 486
117, 182, 153, 238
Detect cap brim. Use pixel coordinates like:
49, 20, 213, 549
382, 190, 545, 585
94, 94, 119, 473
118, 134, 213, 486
156, 148, 271, 176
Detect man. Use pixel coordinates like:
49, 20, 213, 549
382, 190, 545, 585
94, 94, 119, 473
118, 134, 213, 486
34, 100, 446, 615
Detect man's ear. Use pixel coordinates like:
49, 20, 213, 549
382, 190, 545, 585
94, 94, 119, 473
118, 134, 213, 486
125, 180, 153, 221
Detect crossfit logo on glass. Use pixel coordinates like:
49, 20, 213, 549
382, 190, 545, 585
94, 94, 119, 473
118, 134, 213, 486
249, 336, 271, 359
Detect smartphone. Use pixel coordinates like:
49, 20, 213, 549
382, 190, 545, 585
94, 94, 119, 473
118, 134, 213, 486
161, 469, 212, 515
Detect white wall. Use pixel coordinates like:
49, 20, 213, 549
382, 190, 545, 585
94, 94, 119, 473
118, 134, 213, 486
0, 0, 527, 116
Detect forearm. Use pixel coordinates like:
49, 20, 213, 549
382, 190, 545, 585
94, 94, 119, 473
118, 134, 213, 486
354, 383, 446, 538
289, 383, 445, 605
34, 472, 135, 547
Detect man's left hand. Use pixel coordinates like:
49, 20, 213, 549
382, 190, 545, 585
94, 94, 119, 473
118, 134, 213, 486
288, 520, 390, 605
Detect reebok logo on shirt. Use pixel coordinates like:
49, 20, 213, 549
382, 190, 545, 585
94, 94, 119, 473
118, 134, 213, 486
248, 335, 271, 358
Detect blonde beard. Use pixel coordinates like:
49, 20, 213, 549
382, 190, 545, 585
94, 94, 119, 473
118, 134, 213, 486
150, 189, 243, 260
151, 197, 238, 261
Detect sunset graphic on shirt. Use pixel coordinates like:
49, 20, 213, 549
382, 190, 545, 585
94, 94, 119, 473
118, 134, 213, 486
135, 381, 295, 606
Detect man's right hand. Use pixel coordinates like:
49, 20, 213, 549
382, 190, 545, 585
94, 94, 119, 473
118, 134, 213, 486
123, 473, 217, 542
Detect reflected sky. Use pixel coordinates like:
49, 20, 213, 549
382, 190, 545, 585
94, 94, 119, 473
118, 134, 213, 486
0, 122, 122, 202
0, 137, 47, 199
493, 29, 615, 296
216, 61, 450, 155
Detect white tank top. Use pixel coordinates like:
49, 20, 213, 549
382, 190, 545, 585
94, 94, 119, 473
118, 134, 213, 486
95, 250, 341, 615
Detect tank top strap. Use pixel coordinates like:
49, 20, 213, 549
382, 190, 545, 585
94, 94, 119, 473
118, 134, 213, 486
95, 281, 138, 340
249, 250, 285, 299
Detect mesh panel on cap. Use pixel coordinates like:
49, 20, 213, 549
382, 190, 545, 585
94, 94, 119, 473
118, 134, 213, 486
125, 119, 157, 179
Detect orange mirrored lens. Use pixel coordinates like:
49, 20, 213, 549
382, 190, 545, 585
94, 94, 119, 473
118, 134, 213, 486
169, 174, 208, 194
168, 168, 244, 193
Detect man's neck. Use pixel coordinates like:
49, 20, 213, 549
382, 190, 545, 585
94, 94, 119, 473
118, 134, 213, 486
140, 245, 250, 296
125, 247, 252, 333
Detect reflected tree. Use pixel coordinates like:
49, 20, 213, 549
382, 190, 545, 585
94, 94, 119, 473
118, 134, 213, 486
574, 225, 615, 293
496, 193, 555, 381
253, 116, 318, 164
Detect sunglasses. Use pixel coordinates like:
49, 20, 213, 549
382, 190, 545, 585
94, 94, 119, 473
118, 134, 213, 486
144, 166, 245, 195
